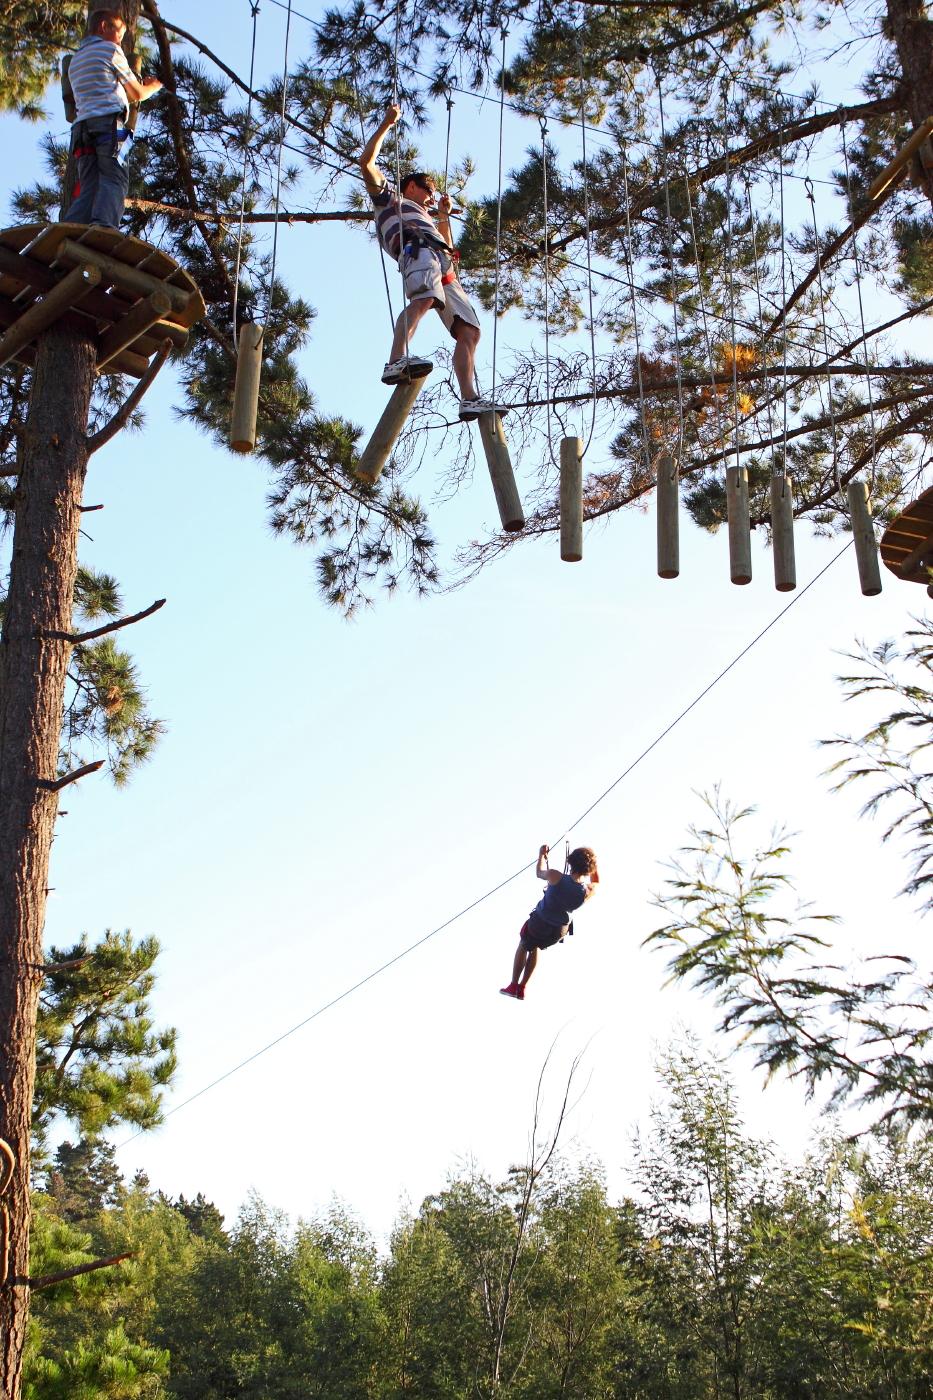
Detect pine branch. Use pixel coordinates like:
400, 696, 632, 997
15, 1253, 133, 1292
46, 599, 166, 646
126, 198, 371, 225
86, 340, 173, 456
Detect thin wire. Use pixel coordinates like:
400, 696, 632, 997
576, 29, 598, 455
745, 176, 777, 460
724, 88, 742, 475
115, 531, 871, 1148
232, 0, 261, 340
442, 89, 454, 193
491, 28, 508, 410
841, 119, 880, 494
267, 0, 294, 327
682, 172, 729, 455
779, 127, 790, 486
352, 73, 396, 332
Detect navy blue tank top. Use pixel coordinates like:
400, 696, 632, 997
534, 874, 587, 928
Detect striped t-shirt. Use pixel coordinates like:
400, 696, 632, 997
68, 35, 133, 121
372, 179, 446, 260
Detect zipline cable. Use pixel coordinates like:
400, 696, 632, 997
114, 526, 891, 1149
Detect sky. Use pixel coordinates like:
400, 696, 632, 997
2, 0, 930, 1244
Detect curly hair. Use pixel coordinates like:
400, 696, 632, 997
568, 846, 598, 876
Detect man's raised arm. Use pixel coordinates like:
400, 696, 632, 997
359, 103, 401, 196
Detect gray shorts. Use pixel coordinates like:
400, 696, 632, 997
400, 245, 480, 337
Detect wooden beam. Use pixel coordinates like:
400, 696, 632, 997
355, 377, 428, 484
0, 263, 101, 370
892, 527, 933, 580
477, 413, 524, 533
57, 239, 192, 313
0, 243, 163, 332
230, 323, 264, 454
726, 464, 752, 585
97, 289, 172, 369
868, 116, 933, 201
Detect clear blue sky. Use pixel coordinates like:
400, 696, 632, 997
2, 0, 927, 1239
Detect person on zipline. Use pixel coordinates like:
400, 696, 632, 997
500, 844, 599, 1000
63, 9, 162, 230
359, 103, 504, 421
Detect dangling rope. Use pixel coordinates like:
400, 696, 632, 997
778, 126, 790, 491
841, 118, 880, 493
540, 114, 561, 470
723, 86, 743, 477
352, 70, 397, 334
266, 0, 294, 330
683, 172, 729, 454
392, 0, 410, 358
620, 147, 652, 480
655, 72, 686, 457
576, 30, 598, 455
231, 0, 261, 341
805, 174, 845, 507
491, 27, 508, 412
442, 86, 454, 196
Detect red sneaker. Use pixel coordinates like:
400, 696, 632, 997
515, 984, 525, 1000
500, 983, 519, 998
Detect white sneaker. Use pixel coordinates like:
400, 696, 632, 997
382, 356, 434, 385
458, 396, 508, 421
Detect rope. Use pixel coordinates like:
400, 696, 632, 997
115, 520, 891, 1149
779, 127, 790, 489
805, 175, 845, 507
620, 148, 652, 479
576, 30, 598, 455
841, 119, 880, 494
682, 172, 729, 454
352, 72, 397, 333
266, 0, 294, 329
442, 88, 454, 195
655, 74, 686, 455
540, 115, 561, 469
392, 0, 410, 358
231, 0, 261, 341
724, 90, 743, 476
491, 28, 508, 410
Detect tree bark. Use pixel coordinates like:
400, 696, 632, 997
886, 0, 933, 208
0, 323, 97, 1400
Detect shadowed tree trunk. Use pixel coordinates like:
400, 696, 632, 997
0, 322, 97, 1400
885, 0, 933, 207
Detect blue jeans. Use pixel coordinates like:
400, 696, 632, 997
64, 116, 130, 229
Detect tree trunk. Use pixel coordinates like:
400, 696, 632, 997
886, 0, 933, 208
0, 323, 97, 1400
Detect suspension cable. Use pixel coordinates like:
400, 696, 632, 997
540, 115, 561, 469
620, 148, 652, 480
232, 0, 261, 341
655, 72, 686, 456
491, 27, 508, 410
805, 174, 845, 506
576, 30, 598, 455
841, 118, 880, 494
266, 0, 294, 329
392, 0, 409, 358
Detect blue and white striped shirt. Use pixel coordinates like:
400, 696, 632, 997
67, 35, 133, 122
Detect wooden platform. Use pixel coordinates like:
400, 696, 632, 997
0, 223, 205, 378
880, 484, 933, 589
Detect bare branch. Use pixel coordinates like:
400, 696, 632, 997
16, 1253, 133, 1292
86, 340, 173, 455
125, 198, 370, 225
36, 762, 105, 793
46, 599, 166, 646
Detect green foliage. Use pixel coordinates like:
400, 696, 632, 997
0, 4, 87, 119
34, 930, 177, 1155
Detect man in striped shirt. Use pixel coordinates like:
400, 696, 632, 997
359, 104, 505, 421
64, 9, 162, 229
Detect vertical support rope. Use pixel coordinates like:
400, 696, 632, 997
683, 173, 728, 455
779, 128, 789, 493
540, 114, 560, 470
841, 119, 880, 493
724, 90, 742, 476
352, 71, 397, 333
267, 0, 294, 329
232, 0, 261, 341
491, 27, 507, 410
805, 174, 845, 506
393, 0, 410, 358
576, 32, 598, 455
620, 148, 651, 480
655, 74, 686, 456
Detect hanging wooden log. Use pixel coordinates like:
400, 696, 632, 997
230, 322, 264, 455
355, 375, 427, 484
770, 472, 796, 592
847, 479, 882, 596
656, 451, 679, 579
477, 412, 524, 533
0, 263, 101, 370
560, 437, 583, 562
726, 464, 752, 585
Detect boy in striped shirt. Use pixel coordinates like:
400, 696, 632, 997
64, 9, 162, 229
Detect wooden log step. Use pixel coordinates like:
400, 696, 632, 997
57, 239, 192, 314
97, 290, 173, 369
477, 412, 524, 533
355, 377, 428, 483
0, 263, 100, 370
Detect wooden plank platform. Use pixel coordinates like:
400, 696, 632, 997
880, 484, 933, 587
0, 223, 205, 378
